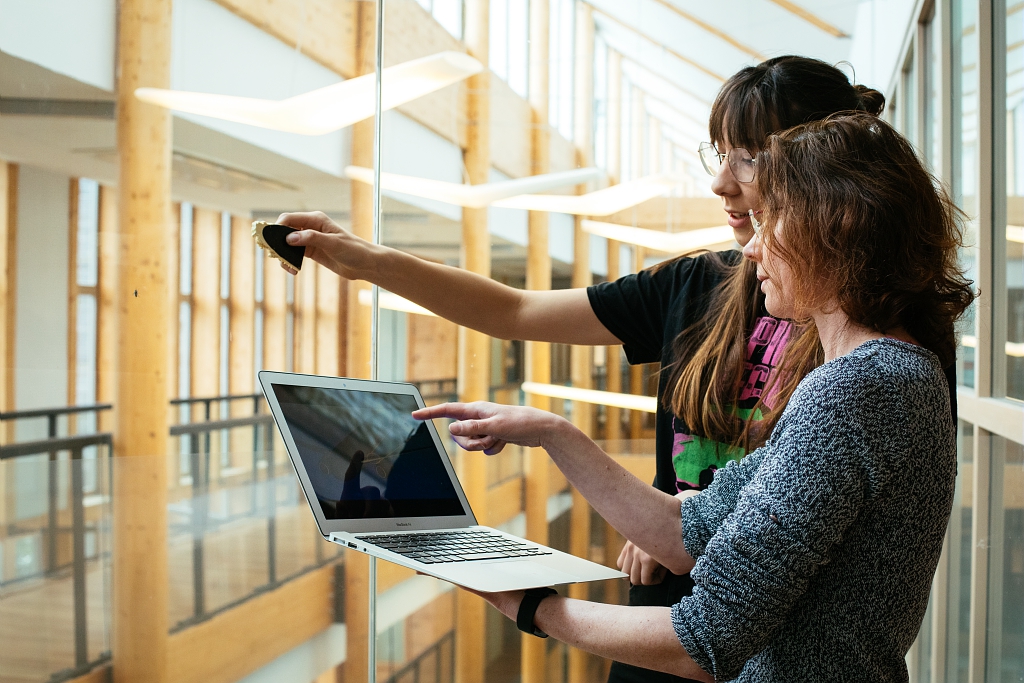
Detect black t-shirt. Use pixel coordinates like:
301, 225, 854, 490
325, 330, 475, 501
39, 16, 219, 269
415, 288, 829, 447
587, 250, 959, 683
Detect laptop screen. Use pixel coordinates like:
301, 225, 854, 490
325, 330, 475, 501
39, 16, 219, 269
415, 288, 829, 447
271, 383, 467, 520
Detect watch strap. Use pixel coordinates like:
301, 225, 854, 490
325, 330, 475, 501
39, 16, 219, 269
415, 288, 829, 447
516, 587, 558, 638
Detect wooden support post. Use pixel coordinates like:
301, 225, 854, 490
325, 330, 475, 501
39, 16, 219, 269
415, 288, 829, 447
315, 264, 341, 377
95, 185, 117, 435
629, 246, 646, 440
455, 2, 491, 682
0, 162, 15, 440
343, 5, 377, 682
523, 1, 552, 680
295, 262, 317, 375
262, 255, 287, 372
0, 161, 12, 522
605, 242, 622, 444
567, 6, 595, 681
606, 52, 622, 184
229, 215, 255, 459
112, 0, 173, 680
191, 208, 222, 480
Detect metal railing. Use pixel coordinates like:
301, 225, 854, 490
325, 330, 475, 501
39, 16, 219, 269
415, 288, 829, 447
0, 380, 461, 680
0, 404, 114, 682
383, 631, 455, 683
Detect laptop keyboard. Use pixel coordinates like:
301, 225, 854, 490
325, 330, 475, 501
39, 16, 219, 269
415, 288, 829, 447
355, 530, 552, 565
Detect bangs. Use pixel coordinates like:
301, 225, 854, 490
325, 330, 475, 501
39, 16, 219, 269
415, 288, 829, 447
709, 72, 781, 152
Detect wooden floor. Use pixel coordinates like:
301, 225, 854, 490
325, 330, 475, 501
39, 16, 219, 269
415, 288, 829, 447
0, 478, 333, 683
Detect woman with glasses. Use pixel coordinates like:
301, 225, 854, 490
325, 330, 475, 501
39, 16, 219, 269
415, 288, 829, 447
276, 56, 953, 683
413, 113, 974, 681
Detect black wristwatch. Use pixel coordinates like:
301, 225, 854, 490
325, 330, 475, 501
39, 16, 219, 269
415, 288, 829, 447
516, 587, 558, 638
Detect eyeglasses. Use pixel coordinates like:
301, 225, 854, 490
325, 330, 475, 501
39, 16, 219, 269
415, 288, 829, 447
698, 142, 757, 183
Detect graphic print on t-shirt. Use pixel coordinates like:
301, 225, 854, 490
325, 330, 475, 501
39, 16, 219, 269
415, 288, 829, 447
672, 316, 792, 491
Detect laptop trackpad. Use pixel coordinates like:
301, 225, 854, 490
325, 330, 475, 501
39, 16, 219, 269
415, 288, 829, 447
442, 559, 581, 592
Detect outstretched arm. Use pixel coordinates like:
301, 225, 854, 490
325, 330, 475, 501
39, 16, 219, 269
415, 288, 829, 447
473, 590, 713, 682
412, 402, 696, 575
276, 211, 618, 345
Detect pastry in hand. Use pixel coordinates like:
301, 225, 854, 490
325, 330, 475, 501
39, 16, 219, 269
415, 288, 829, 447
252, 221, 305, 271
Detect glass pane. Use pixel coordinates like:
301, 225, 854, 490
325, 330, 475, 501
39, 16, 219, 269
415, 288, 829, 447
953, 0, 980, 388
946, 421, 974, 680
987, 435, 1024, 681
1006, 0, 1024, 400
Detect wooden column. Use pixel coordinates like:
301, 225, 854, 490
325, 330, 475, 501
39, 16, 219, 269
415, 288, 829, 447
523, 1, 552, 681
315, 264, 341, 377
456, 2, 491, 682
93, 185, 124, 429
229, 215, 255, 458
606, 51, 622, 184
343, 5, 377, 682
629, 247, 646, 440
605, 242, 622, 443
0, 162, 15, 437
567, 5, 596, 681
112, 0, 173, 680
295, 262, 317, 374
191, 207, 222, 483
631, 90, 644, 180
262, 256, 288, 372
0, 161, 13, 521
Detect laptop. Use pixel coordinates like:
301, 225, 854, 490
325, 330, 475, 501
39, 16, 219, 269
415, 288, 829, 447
258, 371, 626, 592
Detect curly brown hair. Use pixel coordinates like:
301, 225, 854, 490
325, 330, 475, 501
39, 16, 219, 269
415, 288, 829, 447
755, 112, 975, 367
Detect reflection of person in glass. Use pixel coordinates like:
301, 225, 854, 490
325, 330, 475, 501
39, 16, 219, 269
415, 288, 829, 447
333, 450, 393, 519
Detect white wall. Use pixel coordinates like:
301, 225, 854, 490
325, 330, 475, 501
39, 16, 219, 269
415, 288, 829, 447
0, 0, 116, 92
14, 165, 70, 425
847, 0, 919, 94
381, 110, 465, 221
170, 0, 348, 176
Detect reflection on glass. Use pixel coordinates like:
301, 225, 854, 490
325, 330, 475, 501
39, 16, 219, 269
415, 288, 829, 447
946, 421, 974, 680
987, 436, 1024, 681
953, 0, 979, 388
1006, 0, 1024, 400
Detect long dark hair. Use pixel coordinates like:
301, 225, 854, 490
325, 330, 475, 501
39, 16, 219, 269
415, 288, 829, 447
756, 113, 974, 365
662, 56, 886, 452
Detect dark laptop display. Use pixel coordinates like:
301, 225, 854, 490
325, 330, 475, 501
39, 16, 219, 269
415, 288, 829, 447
270, 384, 466, 519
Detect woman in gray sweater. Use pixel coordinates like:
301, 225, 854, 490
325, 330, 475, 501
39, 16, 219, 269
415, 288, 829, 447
413, 113, 975, 682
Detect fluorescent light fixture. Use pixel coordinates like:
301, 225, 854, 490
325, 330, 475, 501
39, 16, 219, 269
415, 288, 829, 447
345, 166, 602, 208
582, 220, 735, 253
135, 52, 483, 136
960, 335, 1024, 358
358, 288, 436, 316
492, 175, 681, 216
1008, 225, 1024, 243
521, 382, 657, 413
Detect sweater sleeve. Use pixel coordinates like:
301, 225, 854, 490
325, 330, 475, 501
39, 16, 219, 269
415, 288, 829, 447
671, 367, 895, 681
679, 447, 768, 559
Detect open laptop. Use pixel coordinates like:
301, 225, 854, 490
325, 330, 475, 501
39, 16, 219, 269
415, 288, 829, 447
258, 371, 626, 592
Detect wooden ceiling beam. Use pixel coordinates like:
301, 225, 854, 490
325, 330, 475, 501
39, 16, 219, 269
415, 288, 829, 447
647, 0, 766, 61
764, 0, 849, 38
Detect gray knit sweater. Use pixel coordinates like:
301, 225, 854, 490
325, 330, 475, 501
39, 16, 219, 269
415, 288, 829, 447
672, 339, 955, 682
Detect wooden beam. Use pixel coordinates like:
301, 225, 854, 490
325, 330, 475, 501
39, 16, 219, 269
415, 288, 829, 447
167, 563, 338, 683
764, 0, 849, 38
606, 51, 622, 183
191, 208, 221, 406
647, 0, 766, 60
315, 261, 341, 377
455, 2, 491, 682
67, 179, 79, 410
113, 0, 173, 680
592, 8, 727, 82
1, 163, 16, 443
343, 7, 376, 683
212, 0, 359, 78
568, 16, 595, 682
523, 1, 552, 680
262, 251, 287, 372
228, 214, 255, 460
605, 241, 622, 443
95, 186, 118, 435
295, 262, 317, 374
